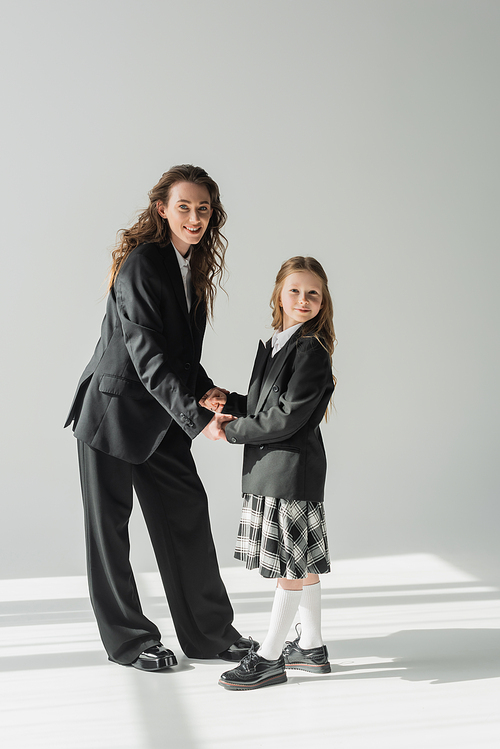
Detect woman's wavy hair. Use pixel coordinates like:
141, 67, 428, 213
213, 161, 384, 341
108, 165, 227, 319
270, 256, 337, 383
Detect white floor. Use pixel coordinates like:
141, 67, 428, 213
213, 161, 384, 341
1, 553, 500, 749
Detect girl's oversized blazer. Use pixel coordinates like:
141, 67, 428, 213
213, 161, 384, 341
65, 242, 214, 464
223, 330, 334, 503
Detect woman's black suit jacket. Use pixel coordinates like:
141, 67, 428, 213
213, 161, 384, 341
223, 330, 334, 503
65, 242, 214, 463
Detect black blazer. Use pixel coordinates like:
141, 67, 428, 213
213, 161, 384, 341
223, 330, 334, 503
65, 242, 214, 463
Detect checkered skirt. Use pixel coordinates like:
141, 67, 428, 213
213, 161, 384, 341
234, 493, 330, 579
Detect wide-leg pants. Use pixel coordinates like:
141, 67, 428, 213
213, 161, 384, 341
77, 424, 239, 664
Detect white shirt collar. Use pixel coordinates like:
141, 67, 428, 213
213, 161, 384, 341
172, 242, 192, 311
271, 323, 302, 357
172, 242, 191, 270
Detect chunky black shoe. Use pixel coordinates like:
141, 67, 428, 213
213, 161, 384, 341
282, 626, 331, 674
131, 644, 178, 671
218, 637, 260, 662
219, 645, 287, 691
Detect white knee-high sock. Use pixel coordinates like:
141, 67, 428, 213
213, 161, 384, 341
297, 581, 323, 649
257, 587, 302, 661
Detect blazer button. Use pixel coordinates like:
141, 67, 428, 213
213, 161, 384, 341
231, 437, 237, 443
184, 363, 191, 370
272, 385, 279, 392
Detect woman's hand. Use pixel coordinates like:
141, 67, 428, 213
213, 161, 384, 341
199, 387, 229, 413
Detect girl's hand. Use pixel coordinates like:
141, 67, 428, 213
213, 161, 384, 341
216, 413, 236, 441
201, 413, 236, 441
199, 387, 229, 413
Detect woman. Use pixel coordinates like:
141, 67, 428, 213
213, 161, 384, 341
65, 165, 254, 670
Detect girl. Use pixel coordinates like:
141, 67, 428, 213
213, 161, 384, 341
65, 165, 254, 671
203, 256, 336, 690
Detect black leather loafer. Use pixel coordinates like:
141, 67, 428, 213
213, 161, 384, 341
131, 644, 178, 671
219, 646, 287, 691
218, 637, 259, 662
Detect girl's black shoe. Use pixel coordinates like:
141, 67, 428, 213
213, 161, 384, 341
218, 645, 287, 690
282, 626, 331, 674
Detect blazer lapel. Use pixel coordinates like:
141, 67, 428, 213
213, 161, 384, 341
254, 328, 301, 413
189, 287, 208, 347
247, 340, 270, 412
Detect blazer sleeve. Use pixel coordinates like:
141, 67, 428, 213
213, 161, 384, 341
224, 339, 332, 445
115, 252, 213, 438
194, 363, 215, 402
222, 392, 248, 418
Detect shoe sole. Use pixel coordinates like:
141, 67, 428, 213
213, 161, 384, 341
131, 654, 178, 670
284, 662, 331, 674
218, 673, 288, 691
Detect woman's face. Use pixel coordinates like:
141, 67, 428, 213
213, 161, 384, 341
157, 181, 213, 256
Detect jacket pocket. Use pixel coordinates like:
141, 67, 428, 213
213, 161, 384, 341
263, 443, 301, 453
99, 374, 145, 400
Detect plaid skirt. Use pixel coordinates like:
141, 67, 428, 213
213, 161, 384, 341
234, 493, 330, 579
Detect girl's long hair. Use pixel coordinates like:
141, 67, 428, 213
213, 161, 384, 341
270, 256, 337, 385
108, 164, 227, 319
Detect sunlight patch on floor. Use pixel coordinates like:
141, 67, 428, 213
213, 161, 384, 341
1, 553, 499, 749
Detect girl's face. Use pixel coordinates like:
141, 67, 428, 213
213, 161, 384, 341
280, 271, 323, 330
157, 181, 213, 256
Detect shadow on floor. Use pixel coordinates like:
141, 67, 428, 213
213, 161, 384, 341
325, 627, 500, 684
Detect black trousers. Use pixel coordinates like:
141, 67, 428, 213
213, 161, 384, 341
77, 424, 239, 664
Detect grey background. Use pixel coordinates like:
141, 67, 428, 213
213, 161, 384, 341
0, 0, 498, 582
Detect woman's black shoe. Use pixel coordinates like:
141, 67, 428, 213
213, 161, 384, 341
131, 644, 177, 671
218, 636, 259, 662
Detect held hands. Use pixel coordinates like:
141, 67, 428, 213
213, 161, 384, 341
200, 387, 235, 441
201, 413, 235, 441
199, 387, 229, 413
